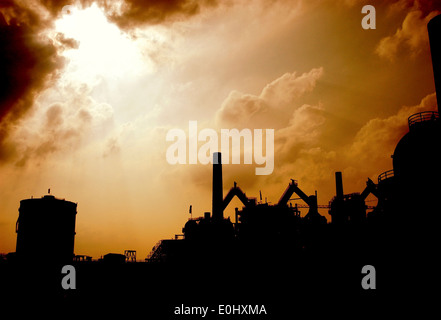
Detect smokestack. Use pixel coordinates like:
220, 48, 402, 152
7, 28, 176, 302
428, 14, 441, 112
335, 172, 344, 199
212, 152, 223, 221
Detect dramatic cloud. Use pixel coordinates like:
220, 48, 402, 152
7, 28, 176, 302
0, 0, 219, 164
213, 67, 326, 192
275, 104, 326, 162
261, 68, 325, 108
12, 88, 114, 167
216, 68, 324, 129
0, 1, 73, 162
376, 1, 441, 60
98, 0, 218, 30
277, 92, 438, 193
215, 62, 437, 201
346, 92, 437, 175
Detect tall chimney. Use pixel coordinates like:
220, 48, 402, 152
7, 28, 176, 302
335, 172, 344, 200
428, 14, 441, 112
212, 152, 223, 221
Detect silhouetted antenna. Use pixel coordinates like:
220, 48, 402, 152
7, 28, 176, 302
48, 188, 51, 194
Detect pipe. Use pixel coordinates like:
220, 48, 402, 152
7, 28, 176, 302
428, 14, 441, 113
335, 172, 344, 200
212, 152, 224, 221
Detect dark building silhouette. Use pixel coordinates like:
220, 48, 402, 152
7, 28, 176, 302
148, 153, 327, 263
102, 253, 126, 264
15, 193, 77, 263
365, 13, 441, 252
329, 172, 377, 225
146, 14, 441, 273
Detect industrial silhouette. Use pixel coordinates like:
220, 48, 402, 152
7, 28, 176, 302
1, 13, 441, 315
15, 193, 77, 263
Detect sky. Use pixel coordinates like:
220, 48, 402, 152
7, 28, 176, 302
0, 0, 439, 259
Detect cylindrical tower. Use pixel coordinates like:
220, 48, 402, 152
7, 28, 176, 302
15, 194, 77, 262
428, 13, 441, 112
335, 171, 344, 200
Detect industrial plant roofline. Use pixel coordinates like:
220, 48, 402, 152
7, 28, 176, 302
277, 179, 311, 207
408, 111, 439, 129
222, 182, 255, 211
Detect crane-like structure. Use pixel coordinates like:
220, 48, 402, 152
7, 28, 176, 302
278, 179, 326, 224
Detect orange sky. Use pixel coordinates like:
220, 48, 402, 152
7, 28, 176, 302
0, 0, 439, 259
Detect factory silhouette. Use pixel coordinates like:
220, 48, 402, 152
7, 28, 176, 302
2, 13, 441, 315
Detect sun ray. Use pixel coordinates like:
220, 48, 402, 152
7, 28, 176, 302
53, 3, 148, 83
